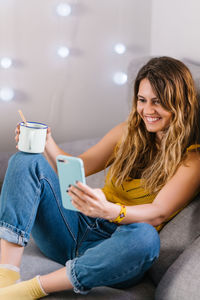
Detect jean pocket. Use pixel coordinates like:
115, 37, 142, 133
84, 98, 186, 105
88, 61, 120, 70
92, 218, 117, 239
76, 219, 117, 257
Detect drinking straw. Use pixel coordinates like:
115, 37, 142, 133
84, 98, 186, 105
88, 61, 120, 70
18, 109, 27, 126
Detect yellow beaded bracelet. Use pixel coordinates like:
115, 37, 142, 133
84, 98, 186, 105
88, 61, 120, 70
110, 203, 127, 224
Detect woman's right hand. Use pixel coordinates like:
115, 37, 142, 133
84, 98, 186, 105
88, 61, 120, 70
15, 124, 52, 149
44, 127, 53, 151
46, 127, 52, 142
15, 123, 20, 149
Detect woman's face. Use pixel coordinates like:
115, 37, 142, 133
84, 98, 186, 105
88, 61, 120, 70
137, 78, 172, 140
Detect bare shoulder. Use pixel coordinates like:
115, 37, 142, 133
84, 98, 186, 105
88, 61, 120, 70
175, 150, 200, 183
184, 150, 200, 170
157, 150, 200, 199
107, 121, 127, 141
153, 149, 200, 220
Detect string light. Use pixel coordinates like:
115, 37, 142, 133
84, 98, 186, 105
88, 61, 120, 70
0, 57, 13, 69
57, 46, 70, 58
113, 72, 128, 85
56, 3, 72, 17
0, 87, 15, 101
0, 3, 127, 106
114, 43, 126, 55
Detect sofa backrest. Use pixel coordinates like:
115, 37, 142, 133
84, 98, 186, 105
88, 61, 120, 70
148, 193, 200, 285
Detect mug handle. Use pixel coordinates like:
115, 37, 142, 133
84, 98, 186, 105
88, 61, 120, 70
28, 131, 35, 151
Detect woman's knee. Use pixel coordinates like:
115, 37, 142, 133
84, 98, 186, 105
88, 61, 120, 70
138, 223, 160, 256
119, 222, 160, 260
5, 153, 46, 183
8, 152, 44, 170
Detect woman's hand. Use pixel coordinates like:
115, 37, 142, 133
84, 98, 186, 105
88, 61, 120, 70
44, 127, 54, 153
68, 181, 120, 220
46, 127, 52, 143
15, 124, 20, 149
15, 124, 52, 149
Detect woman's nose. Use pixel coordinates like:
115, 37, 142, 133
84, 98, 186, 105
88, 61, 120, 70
144, 103, 155, 114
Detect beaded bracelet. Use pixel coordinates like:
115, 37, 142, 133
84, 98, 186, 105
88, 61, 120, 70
109, 203, 127, 224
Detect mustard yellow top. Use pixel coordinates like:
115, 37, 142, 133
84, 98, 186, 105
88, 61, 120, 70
102, 144, 200, 231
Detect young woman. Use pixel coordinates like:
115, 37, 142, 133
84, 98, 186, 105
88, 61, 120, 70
0, 56, 200, 299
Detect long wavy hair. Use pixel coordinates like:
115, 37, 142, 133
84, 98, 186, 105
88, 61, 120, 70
108, 56, 200, 194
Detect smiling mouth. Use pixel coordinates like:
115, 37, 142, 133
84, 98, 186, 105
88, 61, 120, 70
145, 116, 161, 123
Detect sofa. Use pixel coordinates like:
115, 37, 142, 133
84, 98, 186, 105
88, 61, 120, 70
0, 57, 200, 299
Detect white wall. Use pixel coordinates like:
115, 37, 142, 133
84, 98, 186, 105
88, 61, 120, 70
2, 1, 200, 153
151, 0, 200, 62
0, 0, 152, 152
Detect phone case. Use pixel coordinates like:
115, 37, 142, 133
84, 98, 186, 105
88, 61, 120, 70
56, 155, 86, 211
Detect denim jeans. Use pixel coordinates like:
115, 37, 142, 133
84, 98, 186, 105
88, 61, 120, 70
0, 152, 160, 294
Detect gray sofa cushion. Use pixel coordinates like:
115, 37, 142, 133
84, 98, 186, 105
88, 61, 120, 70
155, 234, 200, 300
59, 138, 101, 156
148, 194, 200, 285
183, 59, 200, 94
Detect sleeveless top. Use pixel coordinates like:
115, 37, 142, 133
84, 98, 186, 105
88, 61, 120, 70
102, 144, 200, 231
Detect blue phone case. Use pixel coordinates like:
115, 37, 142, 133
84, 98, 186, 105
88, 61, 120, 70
56, 155, 86, 211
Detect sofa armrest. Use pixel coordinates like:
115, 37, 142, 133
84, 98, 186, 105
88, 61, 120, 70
148, 193, 200, 285
155, 235, 200, 300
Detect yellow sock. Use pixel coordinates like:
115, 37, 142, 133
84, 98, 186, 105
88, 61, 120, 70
0, 276, 48, 300
0, 266, 20, 288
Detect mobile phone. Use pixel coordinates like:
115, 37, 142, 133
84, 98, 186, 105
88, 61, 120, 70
56, 155, 86, 211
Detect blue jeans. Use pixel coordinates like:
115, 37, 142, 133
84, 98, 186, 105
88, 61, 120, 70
0, 152, 160, 294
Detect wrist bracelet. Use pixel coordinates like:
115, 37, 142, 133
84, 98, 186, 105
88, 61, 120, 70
110, 203, 127, 224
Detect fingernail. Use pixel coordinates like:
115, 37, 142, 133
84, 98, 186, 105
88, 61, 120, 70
66, 189, 69, 193
68, 184, 71, 188
75, 181, 79, 184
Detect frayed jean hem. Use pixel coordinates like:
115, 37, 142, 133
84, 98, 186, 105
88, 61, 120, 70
65, 259, 90, 295
0, 222, 29, 247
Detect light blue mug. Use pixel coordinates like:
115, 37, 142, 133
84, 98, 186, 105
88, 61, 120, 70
18, 122, 48, 153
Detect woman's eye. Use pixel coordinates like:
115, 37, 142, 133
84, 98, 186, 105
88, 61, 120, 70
152, 99, 160, 105
138, 98, 145, 103
153, 100, 160, 105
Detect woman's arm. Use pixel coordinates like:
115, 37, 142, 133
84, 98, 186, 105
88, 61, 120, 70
129, 151, 200, 226
43, 129, 67, 172
44, 123, 126, 175
68, 151, 200, 226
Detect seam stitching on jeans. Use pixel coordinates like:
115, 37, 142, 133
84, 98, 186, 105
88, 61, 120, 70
39, 176, 77, 244
75, 226, 90, 255
23, 187, 41, 234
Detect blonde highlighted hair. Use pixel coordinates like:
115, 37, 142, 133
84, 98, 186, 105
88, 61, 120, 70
109, 57, 200, 194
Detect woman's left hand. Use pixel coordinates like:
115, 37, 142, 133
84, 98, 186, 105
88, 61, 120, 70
67, 181, 120, 220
